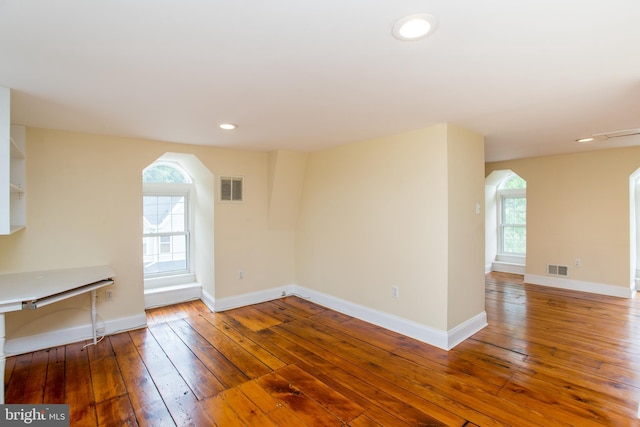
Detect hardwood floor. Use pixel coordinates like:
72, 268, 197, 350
5, 272, 640, 426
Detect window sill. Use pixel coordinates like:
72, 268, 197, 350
144, 273, 196, 290
143, 281, 201, 309
496, 254, 525, 265
144, 281, 200, 295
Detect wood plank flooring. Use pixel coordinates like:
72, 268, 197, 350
5, 272, 640, 426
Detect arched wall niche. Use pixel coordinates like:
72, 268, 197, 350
142, 152, 215, 308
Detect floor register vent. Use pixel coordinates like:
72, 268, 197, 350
547, 264, 569, 277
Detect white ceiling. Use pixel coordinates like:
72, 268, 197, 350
1, 1, 639, 162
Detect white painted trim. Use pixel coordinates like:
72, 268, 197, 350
201, 288, 215, 312
446, 311, 488, 349
144, 282, 201, 309
288, 285, 448, 349
288, 285, 486, 351
485, 263, 493, 274
144, 273, 197, 290
213, 285, 294, 312
210, 284, 485, 351
4, 312, 147, 356
492, 261, 525, 275
525, 274, 635, 299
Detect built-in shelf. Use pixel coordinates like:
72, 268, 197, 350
1, 87, 26, 235
9, 225, 25, 234
10, 136, 25, 159
9, 183, 23, 194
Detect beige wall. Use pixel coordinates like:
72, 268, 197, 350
487, 147, 640, 288
0, 128, 297, 337
4, 122, 636, 345
1, 123, 486, 342
446, 125, 486, 328
267, 150, 308, 230
295, 123, 485, 331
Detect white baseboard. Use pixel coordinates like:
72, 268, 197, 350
144, 282, 202, 309
4, 312, 147, 357
213, 285, 294, 312
288, 285, 486, 351
211, 284, 486, 351
201, 288, 215, 312
525, 274, 635, 299
446, 311, 489, 349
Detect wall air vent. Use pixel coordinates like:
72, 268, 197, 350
219, 176, 243, 202
547, 264, 568, 277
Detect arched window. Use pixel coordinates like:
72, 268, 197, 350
142, 162, 193, 279
497, 174, 526, 255
143, 162, 192, 184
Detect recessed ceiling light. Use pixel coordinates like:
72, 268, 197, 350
392, 14, 438, 41
219, 123, 237, 131
576, 137, 595, 143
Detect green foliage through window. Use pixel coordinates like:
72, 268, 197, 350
503, 197, 526, 225
500, 175, 526, 189
143, 164, 191, 183
499, 173, 526, 254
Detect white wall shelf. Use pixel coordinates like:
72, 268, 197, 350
0, 87, 26, 235
10, 135, 25, 159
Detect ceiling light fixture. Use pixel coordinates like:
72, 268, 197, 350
219, 123, 237, 131
575, 128, 640, 143
592, 128, 640, 140
392, 14, 438, 41
576, 137, 595, 143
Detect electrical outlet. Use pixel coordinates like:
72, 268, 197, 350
105, 289, 113, 301
238, 271, 244, 280
574, 259, 581, 267
392, 286, 399, 299
96, 327, 105, 335
95, 290, 103, 303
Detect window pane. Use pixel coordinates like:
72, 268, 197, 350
172, 214, 185, 232
501, 175, 526, 189
142, 193, 188, 277
159, 235, 171, 254
503, 226, 526, 254
142, 164, 190, 183
143, 234, 187, 275
143, 196, 159, 233
157, 196, 173, 223
503, 197, 526, 225
143, 195, 185, 233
